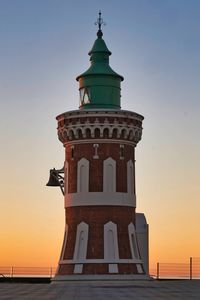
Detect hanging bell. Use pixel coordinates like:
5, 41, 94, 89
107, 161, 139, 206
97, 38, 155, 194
46, 169, 60, 187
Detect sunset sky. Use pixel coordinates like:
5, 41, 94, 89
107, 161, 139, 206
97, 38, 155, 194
0, 0, 200, 272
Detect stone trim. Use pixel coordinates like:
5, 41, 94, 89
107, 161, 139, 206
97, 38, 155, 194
103, 158, 116, 192
77, 158, 89, 193
73, 222, 89, 274
64, 192, 136, 207
136, 264, 144, 274
73, 222, 89, 260
104, 221, 119, 274
63, 139, 138, 147
128, 223, 140, 259
93, 143, 99, 159
57, 110, 143, 145
58, 123, 142, 144
56, 109, 144, 122
104, 222, 119, 260
59, 258, 142, 264
59, 224, 68, 261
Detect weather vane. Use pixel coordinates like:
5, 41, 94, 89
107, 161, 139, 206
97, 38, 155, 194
95, 10, 106, 35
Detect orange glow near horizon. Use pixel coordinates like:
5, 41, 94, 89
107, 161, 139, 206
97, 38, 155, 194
0, 140, 200, 272
1, 190, 200, 271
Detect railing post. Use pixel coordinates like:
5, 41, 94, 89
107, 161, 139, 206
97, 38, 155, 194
50, 267, 52, 278
157, 263, 160, 279
11, 266, 14, 278
190, 257, 193, 280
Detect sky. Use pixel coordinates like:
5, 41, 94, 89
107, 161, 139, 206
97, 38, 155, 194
0, 0, 200, 272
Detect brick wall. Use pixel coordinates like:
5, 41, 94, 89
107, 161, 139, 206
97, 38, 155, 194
66, 143, 135, 193
63, 206, 135, 260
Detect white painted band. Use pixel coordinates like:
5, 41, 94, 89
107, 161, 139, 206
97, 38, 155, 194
56, 109, 143, 122
59, 258, 142, 264
64, 192, 136, 208
64, 139, 137, 147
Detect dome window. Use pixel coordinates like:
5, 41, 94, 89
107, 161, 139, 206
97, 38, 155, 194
79, 88, 91, 106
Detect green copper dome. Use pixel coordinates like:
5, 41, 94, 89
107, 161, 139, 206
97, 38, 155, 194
76, 28, 124, 109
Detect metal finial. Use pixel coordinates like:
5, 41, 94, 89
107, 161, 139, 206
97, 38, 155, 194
95, 10, 106, 37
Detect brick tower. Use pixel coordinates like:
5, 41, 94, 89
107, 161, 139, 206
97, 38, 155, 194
51, 12, 149, 280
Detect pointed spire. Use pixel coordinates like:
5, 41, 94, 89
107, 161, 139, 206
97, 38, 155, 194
95, 10, 106, 38
76, 12, 123, 109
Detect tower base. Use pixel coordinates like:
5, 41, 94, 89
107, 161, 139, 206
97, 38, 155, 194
51, 274, 152, 282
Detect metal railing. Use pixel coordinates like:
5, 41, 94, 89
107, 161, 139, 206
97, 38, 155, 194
0, 266, 56, 278
156, 257, 200, 279
0, 258, 199, 279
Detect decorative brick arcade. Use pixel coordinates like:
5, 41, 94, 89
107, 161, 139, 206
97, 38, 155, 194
50, 12, 149, 280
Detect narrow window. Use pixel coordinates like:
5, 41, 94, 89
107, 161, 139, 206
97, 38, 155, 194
80, 88, 91, 105
71, 146, 74, 159
120, 145, 125, 159
83, 89, 90, 104
127, 160, 135, 194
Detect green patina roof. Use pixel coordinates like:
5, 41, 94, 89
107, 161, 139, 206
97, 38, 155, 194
88, 36, 111, 55
76, 29, 124, 109
77, 62, 123, 79
76, 31, 123, 80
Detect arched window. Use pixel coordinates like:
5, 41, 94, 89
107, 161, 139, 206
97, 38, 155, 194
77, 128, 83, 139
77, 158, 89, 193
129, 130, 134, 140
104, 222, 119, 273
103, 128, 109, 138
94, 128, 100, 138
127, 160, 134, 194
112, 128, 118, 139
73, 222, 89, 274
121, 128, 126, 138
68, 129, 75, 140
128, 223, 140, 259
103, 158, 116, 192
85, 128, 91, 138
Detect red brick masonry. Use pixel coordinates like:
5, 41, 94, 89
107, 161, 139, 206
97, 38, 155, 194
66, 143, 135, 193
57, 206, 143, 275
